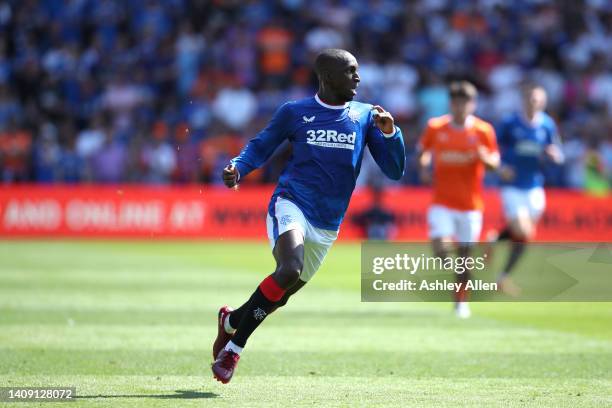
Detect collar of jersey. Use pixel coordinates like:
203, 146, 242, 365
449, 114, 475, 129
520, 111, 544, 127
315, 94, 349, 110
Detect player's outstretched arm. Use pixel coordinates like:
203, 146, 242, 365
227, 103, 293, 185
367, 105, 406, 180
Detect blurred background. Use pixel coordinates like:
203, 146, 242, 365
0, 0, 610, 190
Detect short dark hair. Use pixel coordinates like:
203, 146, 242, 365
449, 81, 478, 100
314, 49, 352, 78
521, 82, 545, 95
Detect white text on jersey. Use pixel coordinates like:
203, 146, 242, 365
306, 129, 356, 150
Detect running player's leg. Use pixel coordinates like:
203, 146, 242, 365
212, 198, 308, 383
428, 205, 454, 259
214, 278, 304, 361
454, 209, 482, 318
497, 187, 544, 293
212, 229, 304, 383
228, 229, 304, 351
226, 260, 308, 329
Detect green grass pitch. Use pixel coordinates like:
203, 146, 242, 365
0, 240, 611, 407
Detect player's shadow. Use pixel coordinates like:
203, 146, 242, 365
77, 390, 218, 399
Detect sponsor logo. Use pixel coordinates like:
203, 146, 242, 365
516, 140, 543, 156
438, 150, 476, 164
306, 129, 356, 150
302, 115, 315, 123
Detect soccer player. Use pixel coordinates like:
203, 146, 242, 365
211, 49, 406, 383
417, 81, 499, 318
492, 84, 564, 294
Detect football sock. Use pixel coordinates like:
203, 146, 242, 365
501, 238, 526, 276
231, 275, 286, 348
228, 292, 255, 329
228, 280, 294, 328
224, 340, 243, 355
497, 227, 511, 241
455, 271, 470, 303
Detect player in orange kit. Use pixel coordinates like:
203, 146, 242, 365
418, 81, 500, 318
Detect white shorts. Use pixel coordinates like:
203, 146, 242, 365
427, 204, 483, 243
501, 187, 545, 221
266, 197, 338, 282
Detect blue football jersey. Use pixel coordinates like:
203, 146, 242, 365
496, 112, 560, 189
231, 95, 406, 231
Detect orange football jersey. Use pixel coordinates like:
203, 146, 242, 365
419, 114, 498, 211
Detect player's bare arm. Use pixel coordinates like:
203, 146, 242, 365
417, 149, 433, 185
544, 144, 564, 164
477, 145, 500, 170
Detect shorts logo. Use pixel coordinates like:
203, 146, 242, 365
279, 214, 293, 226
306, 129, 356, 150
253, 308, 267, 321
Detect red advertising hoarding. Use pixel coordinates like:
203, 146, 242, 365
0, 185, 610, 241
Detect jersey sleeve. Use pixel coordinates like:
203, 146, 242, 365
231, 102, 293, 179
547, 119, 562, 146
366, 117, 406, 181
481, 122, 499, 153
495, 118, 513, 163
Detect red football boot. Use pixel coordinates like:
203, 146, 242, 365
211, 349, 240, 384
212, 306, 234, 359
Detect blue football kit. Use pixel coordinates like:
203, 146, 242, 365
231, 95, 406, 231
496, 111, 560, 189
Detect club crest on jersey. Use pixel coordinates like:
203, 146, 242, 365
348, 108, 360, 122
306, 129, 356, 150
302, 115, 315, 123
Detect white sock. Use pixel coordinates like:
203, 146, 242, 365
224, 340, 243, 355
223, 314, 236, 334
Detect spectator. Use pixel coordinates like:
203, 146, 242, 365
90, 127, 127, 184
0, 0, 608, 190
173, 122, 200, 184
352, 185, 397, 240
212, 81, 258, 131
0, 118, 32, 183
32, 123, 61, 183
140, 121, 177, 184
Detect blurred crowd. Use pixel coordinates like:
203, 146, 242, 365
0, 0, 610, 190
